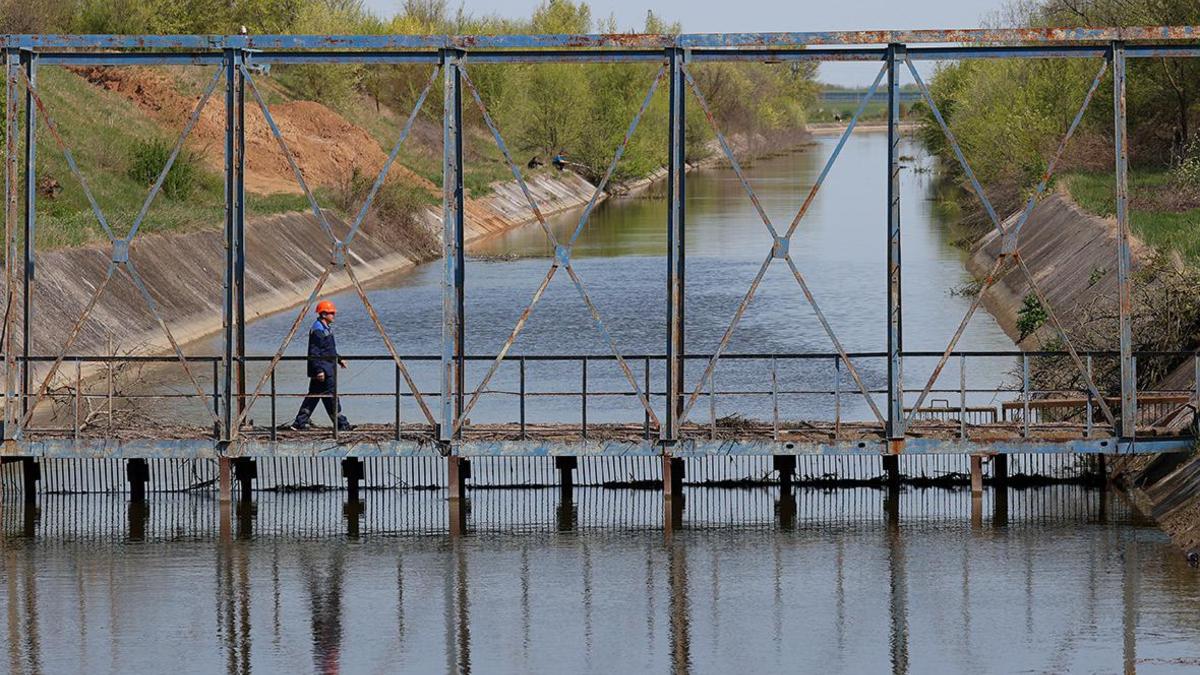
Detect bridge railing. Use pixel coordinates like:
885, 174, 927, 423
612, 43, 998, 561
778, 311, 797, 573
4, 29, 1200, 454
11, 349, 1198, 447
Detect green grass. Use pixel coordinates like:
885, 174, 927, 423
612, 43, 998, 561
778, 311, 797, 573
16, 67, 347, 250
1064, 170, 1200, 264
806, 100, 888, 124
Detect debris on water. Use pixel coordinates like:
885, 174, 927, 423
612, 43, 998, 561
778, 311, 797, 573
716, 413, 756, 431
469, 252, 521, 262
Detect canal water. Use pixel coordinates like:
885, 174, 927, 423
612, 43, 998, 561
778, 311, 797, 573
10, 133, 1198, 673
4, 488, 1200, 672
198, 131, 1015, 428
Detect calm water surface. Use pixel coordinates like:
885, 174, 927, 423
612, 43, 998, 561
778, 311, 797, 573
178, 132, 1015, 426
3, 488, 1200, 673
30, 134, 1200, 673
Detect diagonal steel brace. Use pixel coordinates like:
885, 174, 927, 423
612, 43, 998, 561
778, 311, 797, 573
676, 62, 890, 427
452, 62, 664, 432
904, 57, 1115, 426
18, 67, 223, 429
234, 66, 442, 432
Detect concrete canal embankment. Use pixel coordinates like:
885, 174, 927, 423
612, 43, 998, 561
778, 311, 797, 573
967, 188, 1200, 554
20, 170, 600, 368
21, 128, 818, 375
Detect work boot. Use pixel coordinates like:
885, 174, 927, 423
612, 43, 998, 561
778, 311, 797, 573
337, 418, 354, 432
290, 421, 311, 431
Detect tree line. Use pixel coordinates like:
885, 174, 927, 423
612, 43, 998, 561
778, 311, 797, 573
919, 0, 1200, 224
3, 0, 818, 185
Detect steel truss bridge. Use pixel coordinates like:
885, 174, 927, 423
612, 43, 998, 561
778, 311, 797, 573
3, 28, 1200, 500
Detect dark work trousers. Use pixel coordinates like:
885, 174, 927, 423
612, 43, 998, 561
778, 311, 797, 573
294, 375, 349, 427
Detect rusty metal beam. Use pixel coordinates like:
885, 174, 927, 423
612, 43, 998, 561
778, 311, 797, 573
21, 51, 36, 422
3, 27, 1200, 51
3, 49, 18, 438
886, 44, 904, 441
442, 49, 464, 443
666, 47, 685, 441
1114, 41, 1136, 436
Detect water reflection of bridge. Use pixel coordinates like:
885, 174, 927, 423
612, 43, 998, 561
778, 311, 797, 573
4, 28, 1200, 506
3, 488, 1196, 672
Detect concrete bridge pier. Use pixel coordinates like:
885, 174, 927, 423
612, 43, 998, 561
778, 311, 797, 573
232, 458, 256, 503
774, 455, 796, 491
970, 455, 985, 497
126, 458, 149, 503
555, 456, 577, 498
663, 456, 684, 497
341, 457, 364, 503
993, 454, 1008, 486
448, 457, 470, 500
19, 458, 40, 504
882, 454, 901, 488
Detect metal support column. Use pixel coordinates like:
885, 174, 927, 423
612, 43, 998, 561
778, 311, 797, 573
218, 48, 236, 494
3, 50, 20, 437
221, 48, 236, 440
20, 50, 35, 419
665, 47, 686, 442
235, 50, 247, 421
886, 44, 905, 444
441, 49, 465, 445
1113, 41, 1136, 436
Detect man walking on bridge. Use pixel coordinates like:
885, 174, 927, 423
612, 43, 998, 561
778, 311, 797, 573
291, 300, 353, 431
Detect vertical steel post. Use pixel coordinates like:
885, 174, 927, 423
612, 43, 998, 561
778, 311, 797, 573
1022, 353, 1031, 438
1113, 41, 1136, 436
665, 46, 686, 441
708, 370, 716, 441
20, 50, 35, 419
3, 50, 19, 436
644, 356, 651, 440
1086, 354, 1094, 437
959, 354, 967, 439
834, 356, 842, 441
771, 356, 780, 440
222, 48, 235, 440
886, 44, 905, 443
235, 50, 247, 421
394, 363, 402, 441
441, 49, 465, 444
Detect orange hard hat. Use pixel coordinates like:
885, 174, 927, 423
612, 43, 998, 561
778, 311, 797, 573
315, 300, 337, 315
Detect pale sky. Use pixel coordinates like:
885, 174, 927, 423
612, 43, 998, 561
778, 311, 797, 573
361, 0, 1012, 84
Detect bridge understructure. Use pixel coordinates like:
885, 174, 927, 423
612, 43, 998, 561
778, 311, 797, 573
3, 28, 1200, 504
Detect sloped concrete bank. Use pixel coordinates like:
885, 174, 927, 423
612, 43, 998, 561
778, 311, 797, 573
968, 188, 1199, 555
23, 170, 600, 374
23, 127, 819, 377
966, 190, 1150, 344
